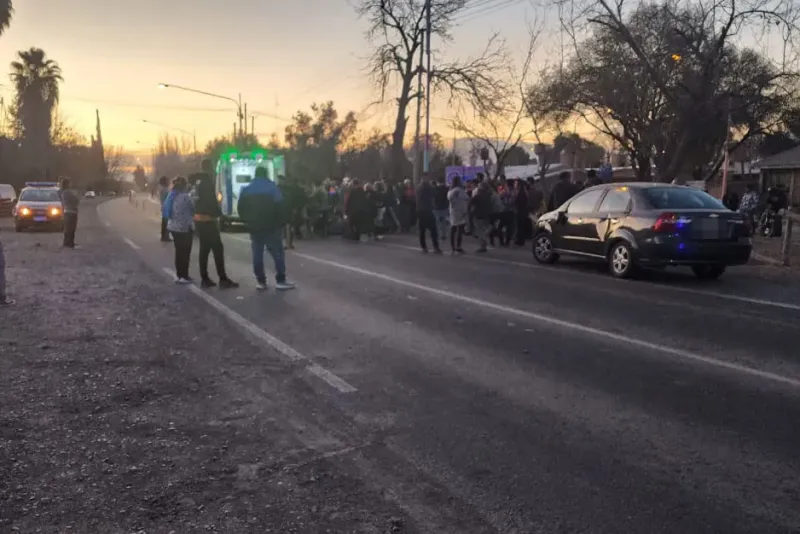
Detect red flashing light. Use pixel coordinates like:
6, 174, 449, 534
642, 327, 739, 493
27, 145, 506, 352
653, 212, 678, 232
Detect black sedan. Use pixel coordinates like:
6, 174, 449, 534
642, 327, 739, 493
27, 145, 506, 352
532, 182, 752, 280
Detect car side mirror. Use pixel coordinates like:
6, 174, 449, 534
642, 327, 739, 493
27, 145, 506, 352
556, 211, 567, 223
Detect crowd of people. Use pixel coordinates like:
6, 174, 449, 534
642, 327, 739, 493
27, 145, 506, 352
280, 169, 602, 254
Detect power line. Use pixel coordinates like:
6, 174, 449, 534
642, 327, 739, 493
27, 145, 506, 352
454, 0, 527, 23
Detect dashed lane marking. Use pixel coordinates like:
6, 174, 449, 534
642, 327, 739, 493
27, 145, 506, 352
291, 252, 800, 391
122, 237, 140, 250
159, 267, 356, 394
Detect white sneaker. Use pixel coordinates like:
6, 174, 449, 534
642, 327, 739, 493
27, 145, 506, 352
275, 281, 296, 291
256, 283, 268, 291
175, 278, 191, 285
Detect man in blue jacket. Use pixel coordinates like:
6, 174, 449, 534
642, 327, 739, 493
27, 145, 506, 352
237, 166, 296, 291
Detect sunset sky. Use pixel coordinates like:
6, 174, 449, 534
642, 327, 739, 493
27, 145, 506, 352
0, 0, 540, 156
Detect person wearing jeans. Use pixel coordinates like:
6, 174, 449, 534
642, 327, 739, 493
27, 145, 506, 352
59, 177, 79, 248
0, 240, 12, 305
237, 166, 296, 291
163, 176, 195, 284
415, 176, 442, 253
433, 179, 450, 243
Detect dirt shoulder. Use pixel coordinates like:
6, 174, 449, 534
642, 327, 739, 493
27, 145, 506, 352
0, 204, 415, 533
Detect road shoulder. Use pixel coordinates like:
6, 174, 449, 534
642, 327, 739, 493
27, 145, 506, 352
0, 209, 421, 532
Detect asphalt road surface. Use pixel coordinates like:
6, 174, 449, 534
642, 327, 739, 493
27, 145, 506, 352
100, 198, 800, 533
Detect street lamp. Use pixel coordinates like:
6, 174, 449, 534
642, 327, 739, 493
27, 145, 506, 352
157, 82, 244, 134
141, 119, 197, 153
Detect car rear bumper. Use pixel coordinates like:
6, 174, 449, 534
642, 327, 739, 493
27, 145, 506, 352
637, 239, 752, 266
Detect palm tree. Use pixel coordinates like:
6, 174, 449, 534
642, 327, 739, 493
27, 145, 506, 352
0, 1, 13, 37
10, 47, 62, 174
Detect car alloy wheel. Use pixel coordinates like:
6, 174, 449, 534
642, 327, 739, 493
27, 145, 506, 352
533, 233, 557, 264
609, 242, 633, 278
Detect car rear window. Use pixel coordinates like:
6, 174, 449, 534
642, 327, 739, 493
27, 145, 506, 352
0, 184, 15, 199
19, 189, 60, 202
642, 187, 726, 210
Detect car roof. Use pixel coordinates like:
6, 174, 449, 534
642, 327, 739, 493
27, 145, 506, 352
584, 182, 689, 191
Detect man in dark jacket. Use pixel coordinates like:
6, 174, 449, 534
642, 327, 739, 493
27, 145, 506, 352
157, 176, 171, 241
548, 172, 579, 211
416, 176, 442, 253
469, 180, 493, 252
59, 177, 80, 248
238, 166, 295, 291
192, 162, 237, 289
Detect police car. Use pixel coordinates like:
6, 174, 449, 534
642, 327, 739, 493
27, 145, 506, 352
14, 182, 64, 232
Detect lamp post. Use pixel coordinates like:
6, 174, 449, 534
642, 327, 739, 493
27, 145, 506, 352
141, 119, 197, 154
157, 83, 244, 136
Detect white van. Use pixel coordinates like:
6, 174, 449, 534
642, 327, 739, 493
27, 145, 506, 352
215, 151, 285, 229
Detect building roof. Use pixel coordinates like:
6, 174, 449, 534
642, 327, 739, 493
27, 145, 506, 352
755, 145, 800, 170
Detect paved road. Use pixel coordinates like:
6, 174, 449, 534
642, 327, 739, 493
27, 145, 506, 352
101, 198, 800, 533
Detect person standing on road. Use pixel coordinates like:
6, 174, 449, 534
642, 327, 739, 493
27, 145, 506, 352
547, 171, 579, 212
59, 177, 80, 249
433, 179, 450, 242
513, 179, 529, 247
163, 176, 195, 284
416, 175, 442, 254
157, 176, 171, 242
192, 165, 238, 290
237, 166, 296, 291
0, 238, 12, 306
470, 181, 493, 253
447, 175, 468, 254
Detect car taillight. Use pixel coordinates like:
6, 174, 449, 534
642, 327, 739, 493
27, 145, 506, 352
653, 212, 679, 232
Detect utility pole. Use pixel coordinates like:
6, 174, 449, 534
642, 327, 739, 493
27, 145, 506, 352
244, 103, 248, 137
423, 0, 432, 174
251, 116, 255, 136
238, 93, 244, 135
412, 23, 424, 185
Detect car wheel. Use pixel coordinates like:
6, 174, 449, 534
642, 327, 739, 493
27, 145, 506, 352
692, 265, 726, 280
533, 232, 558, 264
608, 241, 635, 278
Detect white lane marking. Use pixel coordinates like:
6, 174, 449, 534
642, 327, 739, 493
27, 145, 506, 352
383, 242, 800, 312
123, 237, 140, 250
292, 253, 800, 390
307, 364, 358, 393
159, 267, 356, 394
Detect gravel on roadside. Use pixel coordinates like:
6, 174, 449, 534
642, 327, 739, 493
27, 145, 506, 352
0, 211, 416, 533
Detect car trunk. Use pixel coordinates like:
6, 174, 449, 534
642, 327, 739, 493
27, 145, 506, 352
677, 210, 747, 241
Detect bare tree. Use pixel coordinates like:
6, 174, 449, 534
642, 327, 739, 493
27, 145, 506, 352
105, 146, 128, 182
357, 0, 508, 180
552, 0, 800, 181
453, 24, 542, 178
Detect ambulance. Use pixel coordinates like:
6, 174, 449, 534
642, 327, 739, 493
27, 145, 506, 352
214, 149, 285, 230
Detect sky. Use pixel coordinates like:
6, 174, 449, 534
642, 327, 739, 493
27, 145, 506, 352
0, 0, 541, 157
